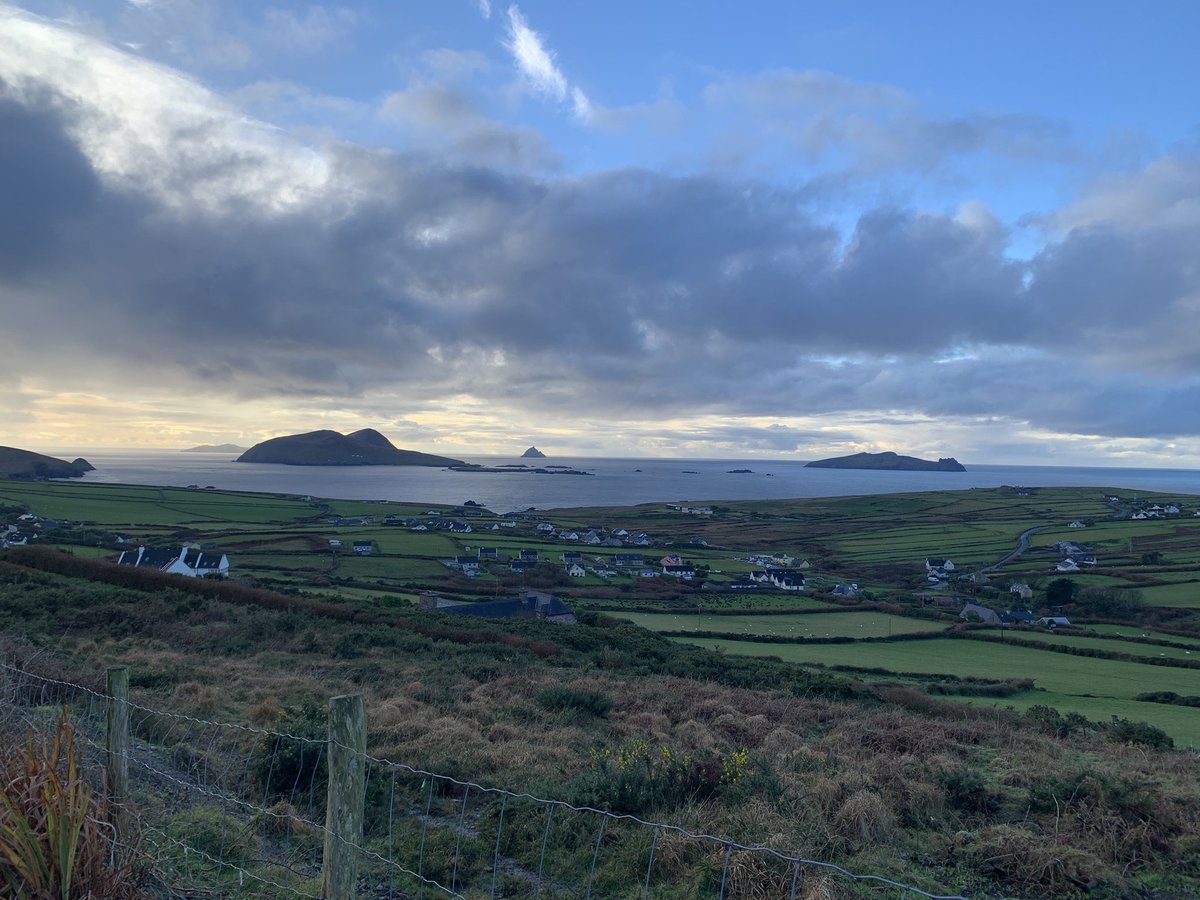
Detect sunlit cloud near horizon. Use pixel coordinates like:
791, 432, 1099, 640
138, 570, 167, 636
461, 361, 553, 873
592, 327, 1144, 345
1, 2, 1198, 467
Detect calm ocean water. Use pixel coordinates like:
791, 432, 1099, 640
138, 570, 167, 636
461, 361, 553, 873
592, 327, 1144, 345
48, 450, 1200, 512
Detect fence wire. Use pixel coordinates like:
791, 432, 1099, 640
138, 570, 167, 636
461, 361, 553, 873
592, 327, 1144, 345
0, 661, 967, 899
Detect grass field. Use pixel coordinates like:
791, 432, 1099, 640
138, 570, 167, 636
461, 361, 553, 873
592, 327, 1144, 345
614, 610, 947, 638
972, 628, 1200, 660
1137, 582, 1200, 608
676, 635, 1200, 746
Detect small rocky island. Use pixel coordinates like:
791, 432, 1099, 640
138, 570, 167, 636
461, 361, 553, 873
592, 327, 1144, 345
236, 429, 464, 467
0, 446, 94, 479
521, 446, 547, 458
805, 452, 966, 472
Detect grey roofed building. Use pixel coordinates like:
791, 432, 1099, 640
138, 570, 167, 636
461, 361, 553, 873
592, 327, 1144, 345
959, 602, 1001, 625
439, 590, 577, 624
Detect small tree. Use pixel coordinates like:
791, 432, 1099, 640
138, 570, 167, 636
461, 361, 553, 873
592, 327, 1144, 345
1045, 578, 1076, 606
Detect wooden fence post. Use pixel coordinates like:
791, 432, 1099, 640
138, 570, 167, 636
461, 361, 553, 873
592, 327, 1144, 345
105, 665, 130, 844
322, 693, 367, 899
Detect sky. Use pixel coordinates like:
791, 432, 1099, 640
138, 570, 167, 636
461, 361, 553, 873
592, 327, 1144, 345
1, 1, 1198, 466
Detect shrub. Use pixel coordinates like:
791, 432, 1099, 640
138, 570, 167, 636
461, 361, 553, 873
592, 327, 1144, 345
535, 686, 613, 719
0, 713, 144, 898
1105, 716, 1173, 749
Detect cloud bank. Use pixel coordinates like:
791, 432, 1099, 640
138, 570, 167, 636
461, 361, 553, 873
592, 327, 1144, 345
1, 8, 1198, 461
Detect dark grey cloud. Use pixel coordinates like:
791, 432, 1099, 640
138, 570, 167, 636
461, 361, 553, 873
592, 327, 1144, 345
0, 88, 100, 275
0, 52, 1198, 446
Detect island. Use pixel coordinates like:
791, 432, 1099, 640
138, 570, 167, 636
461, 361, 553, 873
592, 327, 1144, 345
0, 446, 94, 479
521, 446, 547, 458
236, 429, 464, 467
183, 443, 246, 453
805, 452, 966, 472
449, 464, 592, 476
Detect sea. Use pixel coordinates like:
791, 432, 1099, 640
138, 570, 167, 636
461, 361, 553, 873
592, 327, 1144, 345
47, 450, 1200, 512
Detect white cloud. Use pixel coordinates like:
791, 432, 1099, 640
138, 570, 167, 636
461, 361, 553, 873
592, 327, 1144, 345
477, 0, 492, 20
504, 5, 567, 101
501, 3, 592, 120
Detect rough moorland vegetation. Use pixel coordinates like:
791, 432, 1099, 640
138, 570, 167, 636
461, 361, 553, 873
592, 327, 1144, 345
2, 549, 1198, 897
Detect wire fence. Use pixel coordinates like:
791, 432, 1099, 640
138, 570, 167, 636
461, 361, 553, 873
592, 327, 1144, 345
0, 660, 967, 899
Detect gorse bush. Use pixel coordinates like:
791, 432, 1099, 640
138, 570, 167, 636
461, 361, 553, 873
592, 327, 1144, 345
567, 739, 749, 815
535, 686, 613, 718
0, 712, 144, 898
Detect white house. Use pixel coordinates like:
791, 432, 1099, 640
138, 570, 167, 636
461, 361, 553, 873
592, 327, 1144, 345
1056, 558, 1080, 572
566, 563, 586, 577
1068, 521, 1086, 529
117, 546, 230, 578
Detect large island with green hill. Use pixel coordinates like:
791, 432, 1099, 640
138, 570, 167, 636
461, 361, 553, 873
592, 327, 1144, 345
806, 450, 966, 471
236, 428, 464, 467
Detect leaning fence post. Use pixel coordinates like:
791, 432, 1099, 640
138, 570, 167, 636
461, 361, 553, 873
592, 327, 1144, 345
105, 665, 130, 844
322, 693, 367, 900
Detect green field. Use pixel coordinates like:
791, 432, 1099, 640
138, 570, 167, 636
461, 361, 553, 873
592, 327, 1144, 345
1137, 582, 1200, 608
973, 628, 1200, 660
615, 610, 946, 639
677, 635, 1200, 746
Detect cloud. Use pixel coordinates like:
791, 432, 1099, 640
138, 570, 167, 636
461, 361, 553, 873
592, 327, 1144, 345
2, 11, 1199, 456
261, 5, 359, 54
502, 4, 590, 121
477, 0, 492, 20
379, 84, 559, 171
703, 68, 1074, 173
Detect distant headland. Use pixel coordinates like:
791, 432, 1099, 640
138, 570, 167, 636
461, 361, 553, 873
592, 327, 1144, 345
236, 429, 464, 467
521, 446, 547, 458
183, 443, 246, 453
0, 446, 94, 479
805, 452, 966, 472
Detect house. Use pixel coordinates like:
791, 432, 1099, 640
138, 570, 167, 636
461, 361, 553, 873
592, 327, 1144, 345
519, 549, 539, 561
1055, 541, 1088, 556
660, 555, 683, 566
667, 504, 713, 515
773, 573, 805, 591
959, 602, 1001, 625
613, 529, 629, 537
328, 539, 342, 549
662, 564, 696, 579
560, 531, 580, 541
1039, 616, 1072, 628
561, 551, 583, 563
748, 569, 773, 583
454, 555, 479, 573
478, 547, 498, 560
831, 582, 861, 597
1001, 609, 1035, 625
582, 532, 602, 545
116, 546, 230, 578
614, 553, 644, 567
536, 522, 556, 533
438, 590, 577, 625
509, 559, 537, 573
1132, 512, 1148, 520
926, 558, 955, 573
601, 537, 624, 547
1166, 505, 1181, 514
1056, 559, 1080, 572
566, 563, 586, 577
1009, 583, 1033, 600
1068, 520, 1086, 529
353, 541, 373, 555
411, 524, 428, 531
